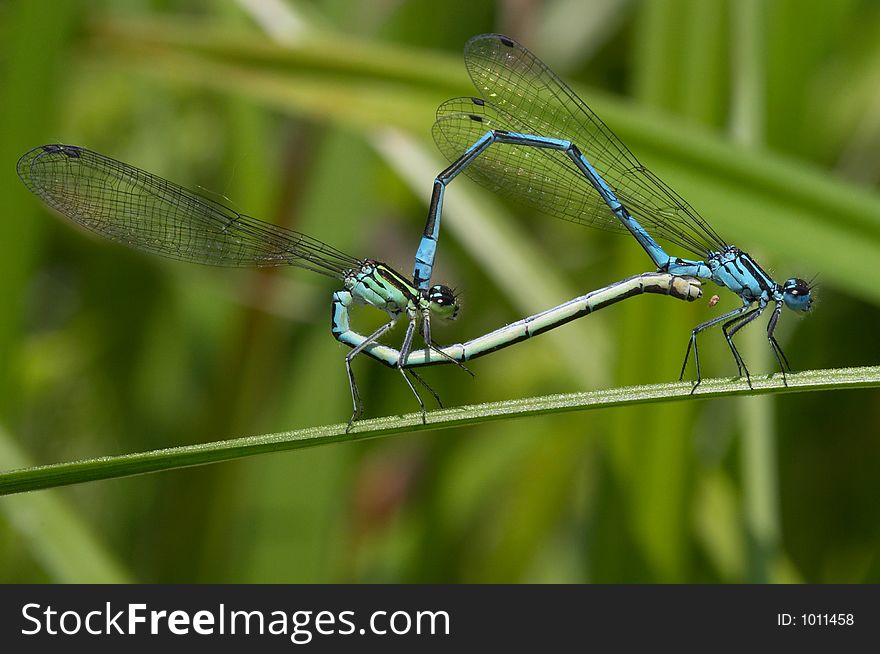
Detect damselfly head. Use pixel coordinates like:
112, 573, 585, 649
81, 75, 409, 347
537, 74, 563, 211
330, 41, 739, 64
782, 278, 813, 312
427, 284, 460, 321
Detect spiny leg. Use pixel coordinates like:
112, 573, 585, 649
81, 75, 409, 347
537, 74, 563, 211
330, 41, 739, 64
430, 339, 474, 377
345, 362, 362, 427
396, 319, 444, 422
680, 304, 752, 393
680, 334, 698, 385
765, 301, 791, 384
345, 320, 397, 431
397, 367, 428, 424
397, 317, 417, 367
421, 313, 474, 377
722, 305, 764, 388
407, 368, 444, 409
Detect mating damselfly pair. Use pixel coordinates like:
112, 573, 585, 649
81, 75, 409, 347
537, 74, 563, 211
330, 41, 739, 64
16, 34, 812, 428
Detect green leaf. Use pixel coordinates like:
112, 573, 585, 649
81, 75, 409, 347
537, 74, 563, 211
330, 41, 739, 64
2, 365, 878, 496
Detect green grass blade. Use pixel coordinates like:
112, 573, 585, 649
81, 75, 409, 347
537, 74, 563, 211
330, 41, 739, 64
2, 365, 878, 496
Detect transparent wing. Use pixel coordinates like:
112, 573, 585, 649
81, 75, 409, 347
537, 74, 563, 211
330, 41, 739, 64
434, 96, 637, 239
17, 145, 361, 278
432, 33, 727, 258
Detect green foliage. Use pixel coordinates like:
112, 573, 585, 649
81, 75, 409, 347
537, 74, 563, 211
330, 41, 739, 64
1, 0, 879, 583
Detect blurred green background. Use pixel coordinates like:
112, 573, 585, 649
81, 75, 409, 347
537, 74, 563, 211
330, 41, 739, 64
2, 0, 879, 583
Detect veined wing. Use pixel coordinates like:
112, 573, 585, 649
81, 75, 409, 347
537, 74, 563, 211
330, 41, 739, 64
17, 145, 361, 278
433, 33, 726, 258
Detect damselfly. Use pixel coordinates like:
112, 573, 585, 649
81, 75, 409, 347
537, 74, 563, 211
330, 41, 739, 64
413, 34, 814, 389
17, 144, 700, 427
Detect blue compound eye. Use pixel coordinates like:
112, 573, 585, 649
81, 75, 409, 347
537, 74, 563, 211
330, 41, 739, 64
782, 278, 813, 312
